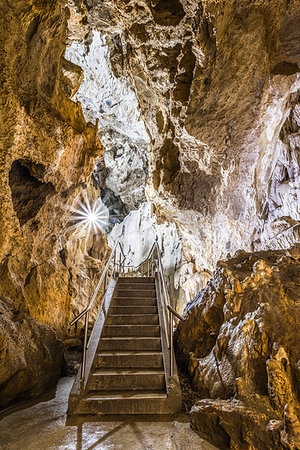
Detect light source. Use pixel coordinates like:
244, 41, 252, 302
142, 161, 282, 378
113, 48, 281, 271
67, 197, 109, 240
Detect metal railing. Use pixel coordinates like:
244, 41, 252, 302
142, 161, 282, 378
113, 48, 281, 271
69, 240, 125, 380
142, 240, 184, 377
69, 238, 183, 381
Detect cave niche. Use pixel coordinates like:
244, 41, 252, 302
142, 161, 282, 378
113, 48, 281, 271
9, 160, 55, 226
148, 0, 185, 26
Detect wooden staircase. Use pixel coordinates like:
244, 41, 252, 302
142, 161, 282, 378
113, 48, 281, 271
68, 276, 182, 415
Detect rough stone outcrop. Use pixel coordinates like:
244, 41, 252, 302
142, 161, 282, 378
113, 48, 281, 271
0, 298, 63, 407
0, 0, 107, 331
65, 24, 150, 210
81, 0, 300, 280
175, 245, 300, 449
0, 0, 109, 405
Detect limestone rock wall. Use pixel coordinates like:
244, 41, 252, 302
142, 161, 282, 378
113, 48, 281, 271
0, 299, 63, 406
65, 18, 150, 210
175, 245, 300, 449
0, 0, 107, 332
0, 0, 109, 405
83, 0, 300, 279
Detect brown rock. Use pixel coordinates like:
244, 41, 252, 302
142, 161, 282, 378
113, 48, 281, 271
176, 245, 300, 448
0, 298, 63, 407
0, 0, 109, 405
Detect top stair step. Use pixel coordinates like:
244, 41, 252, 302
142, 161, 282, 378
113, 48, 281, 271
118, 277, 155, 283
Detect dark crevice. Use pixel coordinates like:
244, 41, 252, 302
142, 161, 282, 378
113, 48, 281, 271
173, 42, 196, 103
271, 61, 299, 76
9, 160, 55, 226
148, 0, 185, 26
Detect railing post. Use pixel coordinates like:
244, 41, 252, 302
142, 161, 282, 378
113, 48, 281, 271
81, 311, 89, 380
104, 271, 108, 292
169, 310, 173, 377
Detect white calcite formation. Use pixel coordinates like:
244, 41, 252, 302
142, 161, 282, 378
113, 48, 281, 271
108, 202, 183, 304
65, 29, 150, 208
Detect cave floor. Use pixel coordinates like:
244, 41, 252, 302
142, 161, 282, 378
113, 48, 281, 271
0, 377, 217, 450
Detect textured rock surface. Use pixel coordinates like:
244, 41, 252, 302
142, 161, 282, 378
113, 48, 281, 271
0, 298, 63, 406
0, 0, 109, 405
108, 203, 181, 272
175, 245, 300, 448
65, 22, 150, 209
0, 0, 107, 330
80, 0, 300, 278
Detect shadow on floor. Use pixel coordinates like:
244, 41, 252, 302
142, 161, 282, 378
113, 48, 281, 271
67, 414, 190, 450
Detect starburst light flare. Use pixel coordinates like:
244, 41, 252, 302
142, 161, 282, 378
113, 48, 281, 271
66, 195, 110, 243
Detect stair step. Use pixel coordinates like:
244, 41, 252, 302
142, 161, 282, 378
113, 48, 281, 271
111, 298, 157, 307
114, 290, 156, 298
96, 351, 163, 368
89, 369, 165, 391
79, 393, 175, 414
98, 337, 161, 351
106, 314, 159, 325
116, 283, 155, 291
102, 325, 160, 337
109, 306, 158, 315
86, 390, 167, 400
118, 277, 155, 283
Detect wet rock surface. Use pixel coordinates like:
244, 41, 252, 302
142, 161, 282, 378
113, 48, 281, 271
175, 245, 300, 449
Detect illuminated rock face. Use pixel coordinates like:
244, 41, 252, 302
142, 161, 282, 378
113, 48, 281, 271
81, 0, 300, 277
175, 245, 300, 449
0, 1, 109, 405
0, 0, 107, 332
65, 28, 150, 209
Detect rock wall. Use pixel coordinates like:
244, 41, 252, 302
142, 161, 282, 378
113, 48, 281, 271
0, 299, 63, 407
65, 20, 150, 210
175, 245, 300, 449
82, 0, 300, 279
0, 0, 109, 405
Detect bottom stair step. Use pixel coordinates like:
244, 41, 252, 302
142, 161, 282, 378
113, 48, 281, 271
75, 392, 178, 415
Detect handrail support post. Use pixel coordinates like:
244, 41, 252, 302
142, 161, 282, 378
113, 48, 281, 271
81, 310, 89, 381
169, 310, 173, 377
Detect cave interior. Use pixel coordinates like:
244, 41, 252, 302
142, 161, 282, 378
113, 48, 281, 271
0, 0, 299, 449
